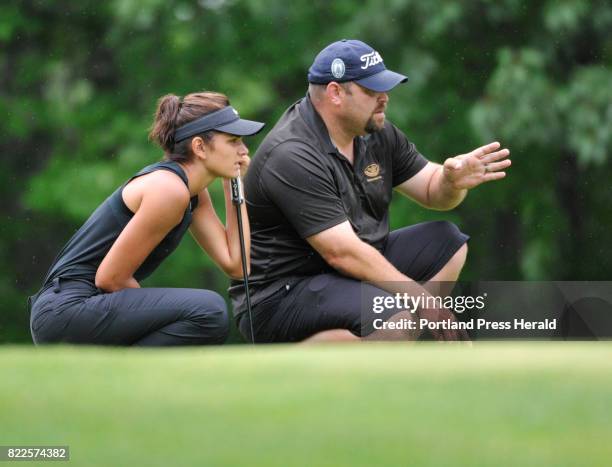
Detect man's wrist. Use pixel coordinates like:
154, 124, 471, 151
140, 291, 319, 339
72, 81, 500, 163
438, 166, 467, 205
440, 166, 458, 192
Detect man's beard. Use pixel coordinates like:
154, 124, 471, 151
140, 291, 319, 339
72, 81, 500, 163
365, 113, 385, 134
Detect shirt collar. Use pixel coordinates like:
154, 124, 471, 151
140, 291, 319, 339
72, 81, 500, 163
299, 93, 341, 156
299, 92, 372, 166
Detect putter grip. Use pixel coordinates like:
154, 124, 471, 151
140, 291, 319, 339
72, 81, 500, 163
230, 177, 244, 205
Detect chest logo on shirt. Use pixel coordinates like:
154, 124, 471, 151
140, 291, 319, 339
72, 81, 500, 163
364, 163, 382, 181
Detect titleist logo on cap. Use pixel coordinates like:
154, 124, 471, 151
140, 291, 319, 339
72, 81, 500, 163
360, 51, 383, 70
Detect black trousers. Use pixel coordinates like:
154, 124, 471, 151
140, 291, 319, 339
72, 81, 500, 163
29, 279, 229, 346
238, 221, 469, 343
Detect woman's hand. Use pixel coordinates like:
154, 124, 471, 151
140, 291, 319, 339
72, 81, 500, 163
238, 154, 250, 178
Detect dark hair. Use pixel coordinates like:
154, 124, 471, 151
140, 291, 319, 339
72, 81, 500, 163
149, 91, 230, 163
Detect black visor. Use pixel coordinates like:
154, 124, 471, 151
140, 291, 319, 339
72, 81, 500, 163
174, 106, 265, 143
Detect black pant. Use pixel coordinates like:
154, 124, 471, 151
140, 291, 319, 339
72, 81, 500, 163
29, 278, 229, 346
238, 221, 469, 342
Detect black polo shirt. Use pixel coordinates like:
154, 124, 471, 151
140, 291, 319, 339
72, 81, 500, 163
230, 94, 428, 316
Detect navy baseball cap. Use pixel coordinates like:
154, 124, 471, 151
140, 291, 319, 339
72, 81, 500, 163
308, 39, 408, 92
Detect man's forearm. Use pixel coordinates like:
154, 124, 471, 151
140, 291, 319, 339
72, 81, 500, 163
327, 240, 431, 298
308, 221, 438, 297
428, 165, 467, 210
328, 240, 405, 283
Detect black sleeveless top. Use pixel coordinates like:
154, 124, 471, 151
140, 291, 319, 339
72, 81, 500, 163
39, 161, 198, 289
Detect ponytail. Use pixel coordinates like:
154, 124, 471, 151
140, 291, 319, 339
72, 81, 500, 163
149, 94, 182, 153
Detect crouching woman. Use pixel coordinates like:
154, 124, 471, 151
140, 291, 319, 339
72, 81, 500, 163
29, 91, 264, 346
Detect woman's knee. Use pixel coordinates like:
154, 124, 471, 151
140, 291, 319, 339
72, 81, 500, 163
206, 304, 230, 344
188, 290, 230, 343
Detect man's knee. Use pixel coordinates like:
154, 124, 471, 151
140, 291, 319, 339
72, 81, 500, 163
430, 221, 469, 264
433, 238, 468, 284
429, 220, 466, 245
453, 242, 468, 267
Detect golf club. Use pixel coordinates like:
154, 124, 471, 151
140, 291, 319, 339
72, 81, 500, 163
230, 177, 255, 344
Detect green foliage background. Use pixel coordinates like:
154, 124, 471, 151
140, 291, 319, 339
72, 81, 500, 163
1, 0, 611, 342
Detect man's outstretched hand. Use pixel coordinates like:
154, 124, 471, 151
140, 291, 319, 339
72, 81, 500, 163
443, 142, 511, 190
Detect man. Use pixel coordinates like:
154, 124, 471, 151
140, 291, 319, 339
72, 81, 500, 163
230, 39, 511, 343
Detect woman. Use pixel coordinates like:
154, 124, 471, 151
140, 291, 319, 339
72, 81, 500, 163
28, 91, 264, 346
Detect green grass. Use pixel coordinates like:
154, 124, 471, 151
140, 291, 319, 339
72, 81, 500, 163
1, 343, 611, 466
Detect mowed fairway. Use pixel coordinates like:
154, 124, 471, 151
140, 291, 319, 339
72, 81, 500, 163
1, 343, 611, 466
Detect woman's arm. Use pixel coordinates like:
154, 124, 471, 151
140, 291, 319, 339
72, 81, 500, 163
95, 172, 190, 292
189, 180, 250, 278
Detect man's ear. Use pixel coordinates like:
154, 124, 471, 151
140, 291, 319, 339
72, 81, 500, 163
326, 82, 343, 106
191, 136, 207, 159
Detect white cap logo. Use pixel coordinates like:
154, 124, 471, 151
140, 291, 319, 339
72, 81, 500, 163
360, 51, 383, 69
331, 58, 345, 79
